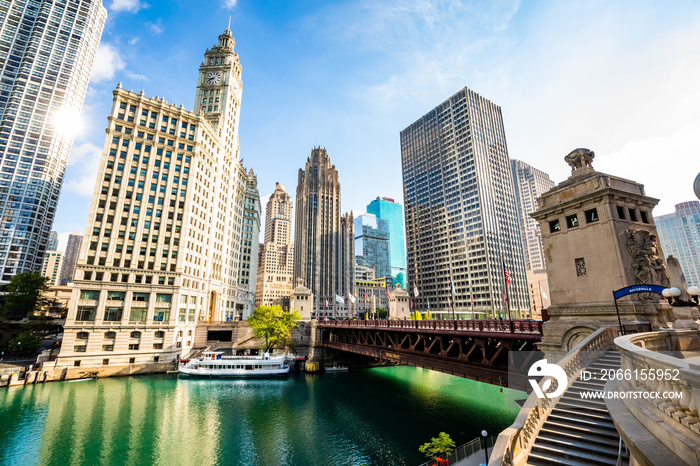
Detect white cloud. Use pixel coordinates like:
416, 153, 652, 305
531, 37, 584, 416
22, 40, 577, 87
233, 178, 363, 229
110, 0, 148, 13
222, 0, 238, 9
147, 20, 163, 34
128, 37, 140, 45
64, 142, 103, 197
90, 43, 126, 83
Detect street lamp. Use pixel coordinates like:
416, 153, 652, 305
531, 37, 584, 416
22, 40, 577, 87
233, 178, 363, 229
481, 430, 489, 465
663, 286, 699, 307
694, 172, 700, 200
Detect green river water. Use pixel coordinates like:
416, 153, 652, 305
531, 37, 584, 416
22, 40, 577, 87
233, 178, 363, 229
0, 366, 525, 466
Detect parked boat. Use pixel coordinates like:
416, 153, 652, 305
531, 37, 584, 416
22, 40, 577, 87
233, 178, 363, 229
324, 364, 348, 373
179, 351, 291, 377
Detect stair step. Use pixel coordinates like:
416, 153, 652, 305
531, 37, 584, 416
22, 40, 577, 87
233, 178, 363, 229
539, 427, 620, 450
587, 363, 620, 370
571, 380, 606, 389
557, 400, 610, 415
550, 407, 613, 423
536, 433, 623, 458
530, 442, 620, 465
560, 394, 607, 408
548, 413, 616, 430
542, 419, 619, 439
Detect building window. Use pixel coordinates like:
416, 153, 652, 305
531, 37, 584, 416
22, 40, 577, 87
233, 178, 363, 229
584, 208, 599, 223
102, 345, 114, 351
74, 361, 81, 367
107, 291, 125, 301
76, 307, 96, 321
153, 343, 163, 349
73, 345, 87, 353
156, 294, 172, 303
130, 331, 142, 339
566, 214, 579, 228
76, 332, 89, 340
129, 358, 135, 364
80, 290, 99, 300
104, 308, 123, 321
128, 344, 140, 350
549, 219, 561, 233
103, 359, 109, 366
616, 206, 626, 220
155, 331, 165, 338
575, 257, 587, 276
130, 308, 148, 322
104, 331, 116, 339
640, 211, 649, 224
628, 208, 637, 222
153, 311, 170, 322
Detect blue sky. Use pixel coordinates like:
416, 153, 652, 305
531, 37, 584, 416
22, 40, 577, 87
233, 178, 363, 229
54, 0, 700, 249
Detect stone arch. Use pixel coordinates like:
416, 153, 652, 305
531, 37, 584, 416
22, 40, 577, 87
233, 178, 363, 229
561, 325, 598, 352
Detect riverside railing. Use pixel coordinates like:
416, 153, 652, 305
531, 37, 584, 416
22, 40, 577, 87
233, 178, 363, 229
417, 435, 497, 466
489, 326, 618, 465
319, 319, 542, 335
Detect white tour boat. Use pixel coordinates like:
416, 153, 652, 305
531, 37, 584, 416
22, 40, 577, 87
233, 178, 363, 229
179, 351, 292, 377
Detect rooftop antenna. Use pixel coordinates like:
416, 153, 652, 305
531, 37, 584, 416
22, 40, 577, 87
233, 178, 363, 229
227, 16, 231, 31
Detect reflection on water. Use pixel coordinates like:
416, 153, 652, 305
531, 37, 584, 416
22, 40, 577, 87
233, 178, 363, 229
0, 367, 525, 466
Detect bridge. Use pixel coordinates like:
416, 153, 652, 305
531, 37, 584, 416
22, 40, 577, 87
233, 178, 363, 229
317, 319, 543, 391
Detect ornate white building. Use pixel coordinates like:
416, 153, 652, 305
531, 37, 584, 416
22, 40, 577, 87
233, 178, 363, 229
56, 27, 260, 369
255, 182, 294, 308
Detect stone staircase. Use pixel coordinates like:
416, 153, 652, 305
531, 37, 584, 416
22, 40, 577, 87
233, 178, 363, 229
528, 351, 629, 466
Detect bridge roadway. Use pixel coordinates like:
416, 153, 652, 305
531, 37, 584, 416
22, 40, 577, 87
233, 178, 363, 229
317, 319, 543, 392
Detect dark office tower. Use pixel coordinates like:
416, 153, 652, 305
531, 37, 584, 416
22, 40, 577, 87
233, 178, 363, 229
0, 0, 106, 282
293, 147, 354, 316
400, 87, 529, 319
59, 231, 83, 285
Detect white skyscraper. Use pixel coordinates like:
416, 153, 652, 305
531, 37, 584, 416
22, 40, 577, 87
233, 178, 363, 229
56, 27, 261, 369
656, 201, 700, 287
0, 0, 106, 282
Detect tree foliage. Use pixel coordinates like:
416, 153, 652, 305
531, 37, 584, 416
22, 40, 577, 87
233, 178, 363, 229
375, 308, 388, 319
8, 331, 41, 355
419, 432, 456, 459
411, 310, 423, 320
3, 272, 53, 320
247, 305, 301, 353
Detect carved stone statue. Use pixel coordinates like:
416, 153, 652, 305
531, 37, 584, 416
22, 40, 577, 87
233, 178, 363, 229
624, 229, 670, 287
564, 148, 595, 170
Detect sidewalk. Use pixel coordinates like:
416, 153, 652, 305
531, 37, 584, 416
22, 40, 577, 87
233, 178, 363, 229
453, 450, 489, 466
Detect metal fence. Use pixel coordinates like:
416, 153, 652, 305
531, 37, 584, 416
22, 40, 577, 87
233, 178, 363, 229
417, 435, 496, 466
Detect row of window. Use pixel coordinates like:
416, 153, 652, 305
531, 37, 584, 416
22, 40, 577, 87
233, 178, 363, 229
80, 290, 171, 302
76, 330, 164, 340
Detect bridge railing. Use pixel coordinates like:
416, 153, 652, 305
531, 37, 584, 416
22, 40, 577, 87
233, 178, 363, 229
318, 319, 542, 335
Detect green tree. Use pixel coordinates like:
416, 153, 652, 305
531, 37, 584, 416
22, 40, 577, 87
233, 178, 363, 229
247, 305, 301, 353
3, 272, 52, 320
375, 308, 388, 319
8, 331, 41, 355
419, 432, 456, 460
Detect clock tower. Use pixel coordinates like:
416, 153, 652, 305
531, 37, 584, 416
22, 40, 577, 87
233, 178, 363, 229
195, 26, 242, 158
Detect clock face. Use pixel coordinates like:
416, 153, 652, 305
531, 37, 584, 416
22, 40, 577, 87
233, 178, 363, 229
206, 71, 222, 85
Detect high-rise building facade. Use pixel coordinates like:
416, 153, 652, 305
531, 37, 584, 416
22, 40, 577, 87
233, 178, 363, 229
47, 231, 59, 251
656, 201, 700, 287
367, 197, 407, 288
511, 160, 555, 316
56, 28, 261, 368
511, 160, 555, 271
0, 0, 106, 282
59, 231, 83, 285
293, 147, 354, 316
400, 86, 529, 318
41, 250, 63, 286
354, 213, 390, 279
255, 182, 294, 308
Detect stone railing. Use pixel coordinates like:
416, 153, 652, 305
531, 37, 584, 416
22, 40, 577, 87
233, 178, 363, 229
489, 326, 618, 465
614, 329, 700, 465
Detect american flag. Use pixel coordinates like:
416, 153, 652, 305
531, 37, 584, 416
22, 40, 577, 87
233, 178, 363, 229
385, 287, 391, 299
324, 298, 328, 307
504, 261, 510, 286
364, 292, 370, 303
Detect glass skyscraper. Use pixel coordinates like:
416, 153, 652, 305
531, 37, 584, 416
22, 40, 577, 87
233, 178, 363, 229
656, 201, 700, 287
367, 196, 406, 288
354, 213, 390, 280
400, 86, 529, 318
0, 0, 106, 282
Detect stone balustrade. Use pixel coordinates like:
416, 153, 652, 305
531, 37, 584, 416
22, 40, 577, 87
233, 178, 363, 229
490, 326, 618, 465
613, 329, 700, 465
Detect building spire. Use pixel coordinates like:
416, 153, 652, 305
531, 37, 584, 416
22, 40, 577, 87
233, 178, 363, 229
227, 16, 231, 31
